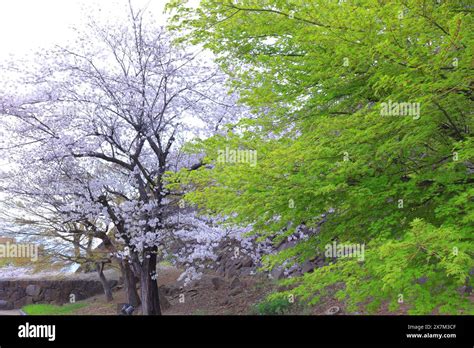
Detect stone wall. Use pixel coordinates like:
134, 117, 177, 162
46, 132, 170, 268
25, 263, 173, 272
211, 236, 326, 280
0, 279, 117, 310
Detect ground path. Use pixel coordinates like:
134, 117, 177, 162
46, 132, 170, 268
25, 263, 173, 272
0, 309, 23, 315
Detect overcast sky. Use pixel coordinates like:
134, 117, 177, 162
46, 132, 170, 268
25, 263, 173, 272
0, 0, 169, 61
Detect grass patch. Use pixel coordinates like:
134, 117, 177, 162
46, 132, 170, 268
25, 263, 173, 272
158, 260, 174, 267
192, 309, 209, 315
22, 303, 88, 315
253, 295, 293, 315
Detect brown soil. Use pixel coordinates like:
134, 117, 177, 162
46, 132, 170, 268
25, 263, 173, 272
73, 265, 182, 315
73, 267, 274, 315
164, 274, 273, 315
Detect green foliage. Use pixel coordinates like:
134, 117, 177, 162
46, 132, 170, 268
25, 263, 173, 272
279, 219, 474, 314
167, 0, 474, 314
0, 257, 31, 268
254, 294, 294, 315
22, 303, 88, 315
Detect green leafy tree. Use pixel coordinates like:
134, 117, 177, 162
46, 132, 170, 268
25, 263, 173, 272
167, 0, 474, 314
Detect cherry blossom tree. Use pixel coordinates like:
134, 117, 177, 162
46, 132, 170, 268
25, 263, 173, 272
0, 2, 244, 314
0, 155, 134, 303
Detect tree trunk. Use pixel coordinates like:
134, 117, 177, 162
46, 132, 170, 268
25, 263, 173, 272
120, 260, 141, 307
138, 251, 161, 315
96, 262, 113, 302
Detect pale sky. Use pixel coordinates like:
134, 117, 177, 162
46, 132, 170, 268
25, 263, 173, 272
0, 0, 169, 61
